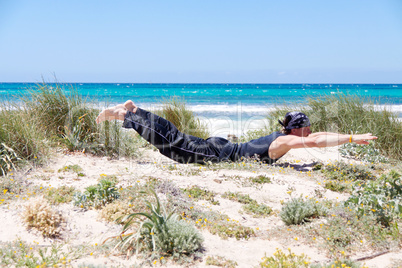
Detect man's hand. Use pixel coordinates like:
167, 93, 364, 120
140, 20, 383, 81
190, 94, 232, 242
352, 133, 377, 145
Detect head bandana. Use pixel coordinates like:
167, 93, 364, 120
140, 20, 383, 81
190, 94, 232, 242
278, 112, 310, 130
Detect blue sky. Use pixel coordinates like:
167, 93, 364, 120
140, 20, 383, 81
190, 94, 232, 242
1, 0, 402, 83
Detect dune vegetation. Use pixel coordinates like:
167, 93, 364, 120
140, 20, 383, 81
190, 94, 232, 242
0, 83, 401, 267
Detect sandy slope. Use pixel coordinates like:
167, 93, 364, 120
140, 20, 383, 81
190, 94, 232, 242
0, 146, 400, 267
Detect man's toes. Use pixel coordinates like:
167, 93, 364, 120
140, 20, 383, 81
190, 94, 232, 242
124, 100, 137, 112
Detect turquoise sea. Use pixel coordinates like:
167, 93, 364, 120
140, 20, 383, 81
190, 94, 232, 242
1, 83, 401, 136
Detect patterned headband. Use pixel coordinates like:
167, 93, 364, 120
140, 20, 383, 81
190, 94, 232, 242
278, 112, 310, 130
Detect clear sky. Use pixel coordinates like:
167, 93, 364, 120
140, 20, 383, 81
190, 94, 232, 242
1, 0, 402, 83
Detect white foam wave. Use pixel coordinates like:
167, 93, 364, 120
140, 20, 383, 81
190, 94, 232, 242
198, 117, 271, 138
189, 104, 274, 115
375, 104, 402, 114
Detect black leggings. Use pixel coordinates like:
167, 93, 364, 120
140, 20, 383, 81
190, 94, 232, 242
122, 108, 234, 164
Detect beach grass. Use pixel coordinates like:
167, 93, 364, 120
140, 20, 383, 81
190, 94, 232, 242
157, 97, 210, 139
0, 83, 145, 173
21, 83, 81, 138
268, 94, 402, 161
0, 105, 50, 165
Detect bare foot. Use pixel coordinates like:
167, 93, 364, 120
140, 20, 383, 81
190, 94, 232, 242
96, 100, 138, 124
124, 100, 137, 113
96, 104, 127, 124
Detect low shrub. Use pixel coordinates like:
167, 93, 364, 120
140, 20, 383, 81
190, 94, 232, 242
321, 161, 376, 182
140, 217, 204, 257
345, 170, 402, 227
22, 197, 66, 238
339, 142, 389, 163
280, 196, 328, 225
74, 179, 120, 209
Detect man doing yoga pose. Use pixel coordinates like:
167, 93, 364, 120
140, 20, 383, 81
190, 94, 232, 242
96, 100, 377, 164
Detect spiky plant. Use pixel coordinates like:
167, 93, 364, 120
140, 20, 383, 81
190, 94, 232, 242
108, 190, 203, 258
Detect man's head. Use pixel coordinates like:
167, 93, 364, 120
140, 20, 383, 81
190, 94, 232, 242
279, 112, 311, 137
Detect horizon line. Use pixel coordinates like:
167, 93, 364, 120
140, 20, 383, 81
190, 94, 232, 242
1, 82, 402, 85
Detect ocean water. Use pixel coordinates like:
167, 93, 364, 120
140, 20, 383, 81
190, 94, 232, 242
1, 83, 401, 137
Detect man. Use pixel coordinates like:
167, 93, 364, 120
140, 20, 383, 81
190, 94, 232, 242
96, 100, 377, 164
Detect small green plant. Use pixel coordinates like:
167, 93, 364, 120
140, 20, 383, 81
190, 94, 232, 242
259, 248, 310, 268
248, 174, 272, 184
205, 255, 238, 267
109, 190, 204, 259
280, 196, 327, 225
242, 202, 272, 217
22, 197, 66, 237
74, 179, 120, 209
339, 142, 389, 163
45, 185, 76, 204
222, 191, 272, 217
182, 185, 219, 205
345, 170, 402, 227
58, 164, 83, 174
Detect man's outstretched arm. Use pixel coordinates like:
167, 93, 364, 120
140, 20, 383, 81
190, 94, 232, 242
268, 133, 378, 159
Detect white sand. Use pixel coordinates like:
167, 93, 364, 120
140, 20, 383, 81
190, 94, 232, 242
0, 146, 400, 267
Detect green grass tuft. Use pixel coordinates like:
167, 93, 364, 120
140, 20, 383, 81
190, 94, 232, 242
157, 97, 210, 139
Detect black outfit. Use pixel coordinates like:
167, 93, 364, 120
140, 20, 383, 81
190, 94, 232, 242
123, 108, 286, 164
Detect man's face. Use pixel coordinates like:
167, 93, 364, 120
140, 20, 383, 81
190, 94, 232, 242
291, 126, 311, 137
